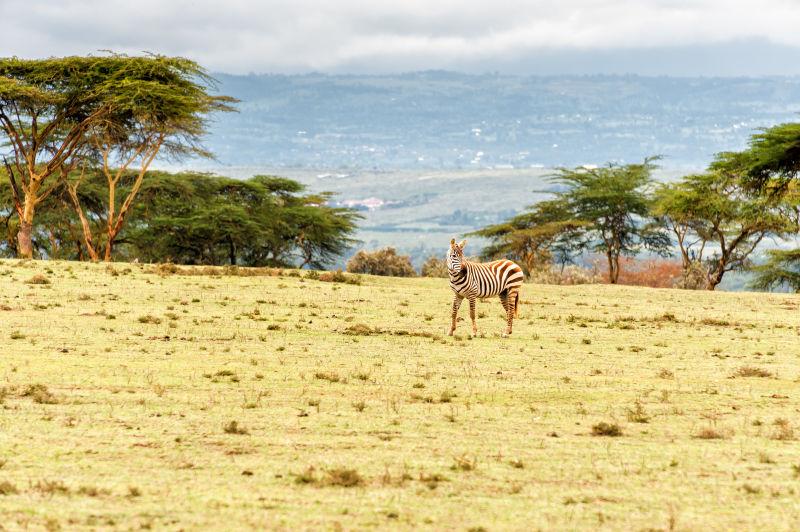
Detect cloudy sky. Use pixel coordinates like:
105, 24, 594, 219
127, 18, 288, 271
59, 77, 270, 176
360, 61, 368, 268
4, 0, 800, 75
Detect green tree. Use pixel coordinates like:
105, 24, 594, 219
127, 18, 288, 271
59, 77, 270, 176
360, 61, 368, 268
346, 247, 416, 277
750, 248, 800, 292
734, 122, 800, 192
122, 173, 359, 268
469, 199, 587, 275
548, 158, 669, 283
653, 154, 798, 290
0, 54, 235, 259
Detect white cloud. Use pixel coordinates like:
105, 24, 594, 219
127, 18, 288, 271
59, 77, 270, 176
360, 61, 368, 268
2, 0, 800, 73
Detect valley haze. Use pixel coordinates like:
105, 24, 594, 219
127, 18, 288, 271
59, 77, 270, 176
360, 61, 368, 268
177, 72, 800, 272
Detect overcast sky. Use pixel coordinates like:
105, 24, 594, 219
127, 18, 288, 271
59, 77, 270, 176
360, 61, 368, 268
4, 0, 800, 75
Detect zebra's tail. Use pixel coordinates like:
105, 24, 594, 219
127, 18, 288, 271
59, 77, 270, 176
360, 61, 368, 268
513, 291, 520, 318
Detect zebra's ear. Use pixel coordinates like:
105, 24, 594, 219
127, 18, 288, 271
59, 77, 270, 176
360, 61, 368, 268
450, 238, 455, 246
458, 239, 467, 250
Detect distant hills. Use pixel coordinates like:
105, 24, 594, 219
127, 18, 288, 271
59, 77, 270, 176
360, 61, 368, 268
205, 72, 800, 170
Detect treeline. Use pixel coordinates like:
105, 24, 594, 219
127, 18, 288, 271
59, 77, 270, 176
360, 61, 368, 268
0, 55, 360, 268
0, 170, 359, 267
472, 123, 800, 291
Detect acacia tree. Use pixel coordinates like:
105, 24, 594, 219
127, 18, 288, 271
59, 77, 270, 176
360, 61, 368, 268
292, 192, 360, 269
653, 154, 798, 290
738, 122, 800, 192
750, 248, 800, 292
0, 54, 234, 259
66, 56, 235, 261
549, 158, 669, 283
469, 199, 587, 275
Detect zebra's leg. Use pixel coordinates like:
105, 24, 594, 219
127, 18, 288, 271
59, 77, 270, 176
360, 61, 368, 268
449, 294, 463, 336
498, 292, 509, 333
468, 295, 477, 336
504, 288, 519, 336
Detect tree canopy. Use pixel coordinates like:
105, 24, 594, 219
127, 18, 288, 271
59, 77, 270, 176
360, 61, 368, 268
654, 153, 798, 289
0, 170, 360, 268
0, 54, 236, 258
469, 199, 587, 275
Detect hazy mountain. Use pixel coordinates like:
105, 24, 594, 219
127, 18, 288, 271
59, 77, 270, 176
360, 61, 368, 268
205, 72, 800, 170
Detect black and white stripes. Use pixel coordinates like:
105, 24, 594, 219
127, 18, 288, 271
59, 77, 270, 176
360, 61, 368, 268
447, 239, 524, 337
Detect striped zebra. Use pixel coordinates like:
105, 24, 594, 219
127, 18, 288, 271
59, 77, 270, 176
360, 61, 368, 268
447, 239, 524, 337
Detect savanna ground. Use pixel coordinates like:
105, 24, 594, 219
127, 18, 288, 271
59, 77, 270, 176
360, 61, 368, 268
1, 260, 800, 531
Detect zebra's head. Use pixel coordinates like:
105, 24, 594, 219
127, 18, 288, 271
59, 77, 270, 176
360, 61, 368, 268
447, 239, 467, 274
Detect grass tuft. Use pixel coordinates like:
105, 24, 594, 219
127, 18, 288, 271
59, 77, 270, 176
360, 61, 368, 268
223, 420, 249, 435
591, 422, 622, 437
732, 366, 772, 378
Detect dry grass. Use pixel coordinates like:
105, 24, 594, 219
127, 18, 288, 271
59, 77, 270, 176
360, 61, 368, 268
1, 259, 799, 529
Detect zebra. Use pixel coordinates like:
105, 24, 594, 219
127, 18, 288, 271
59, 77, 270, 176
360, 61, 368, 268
446, 239, 524, 337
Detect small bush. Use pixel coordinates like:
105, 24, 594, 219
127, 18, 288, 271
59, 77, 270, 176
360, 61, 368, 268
693, 427, 730, 440
701, 317, 732, 327
223, 420, 249, 435
732, 366, 772, 378
295, 466, 318, 485
626, 401, 650, 423
420, 256, 449, 278
591, 422, 622, 437
451, 455, 478, 471
317, 270, 361, 285
771, 418, 795, 441
21, 384, 58, 404
674, 261, 708, 290
25, 274, 50, 285
528, 264, 604, 286
343, 323, 375, 336
324, 468, 364, 487
617, 258, 683, 288
346, 248, 416, 277
0, 481, 19, 495
34, 479, 70, 495
137, 315, 162, 325
314, 371, 340, 383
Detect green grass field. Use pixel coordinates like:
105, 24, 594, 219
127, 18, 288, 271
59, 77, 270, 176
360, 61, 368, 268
1, 259, 800, 530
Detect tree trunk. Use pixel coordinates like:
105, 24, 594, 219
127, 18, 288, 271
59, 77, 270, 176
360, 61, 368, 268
607, 253, 620, 284
228, 236, 236, 265
17, 220, 33, 259
17, 187, 38, 259
706, 257, 727, 290
66, 185, 100, 262
706, 270, 723, 290
104, 235, 115, 262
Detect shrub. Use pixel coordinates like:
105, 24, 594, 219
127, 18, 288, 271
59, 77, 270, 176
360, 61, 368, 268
317, 270, 361, 285
223, 420, 248, 435
617, 258, 683, 288
324, 468, 364, 487
0, 481, 19, 495
21, 384, 58, 404
25, 274, 50, 285
732, 366, 772, 378
346, 248, 416, 277
591, 422, 622, 436
421, 256, 449, 278
673, 261, 709, 290
529, 264, 604, 285
694, 427, 730, 440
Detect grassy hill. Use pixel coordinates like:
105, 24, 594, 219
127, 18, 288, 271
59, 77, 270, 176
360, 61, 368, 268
1, 259, 799, 530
